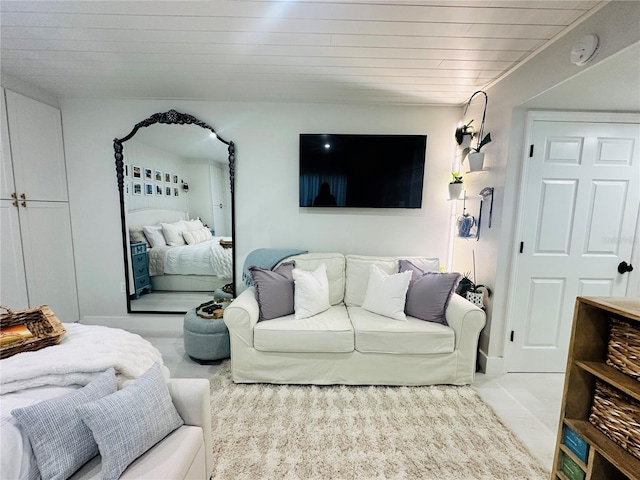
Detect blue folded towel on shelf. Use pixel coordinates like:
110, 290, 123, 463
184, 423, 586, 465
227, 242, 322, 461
242, 248, 308, 285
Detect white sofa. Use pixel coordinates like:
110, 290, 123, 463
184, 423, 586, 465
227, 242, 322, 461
70, 378, 213, 480
224, 253, 486, 386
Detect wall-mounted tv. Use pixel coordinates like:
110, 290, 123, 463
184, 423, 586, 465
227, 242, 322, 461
299, 134, 427, 208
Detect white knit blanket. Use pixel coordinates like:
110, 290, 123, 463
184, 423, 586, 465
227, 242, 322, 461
0, 323, 167, 395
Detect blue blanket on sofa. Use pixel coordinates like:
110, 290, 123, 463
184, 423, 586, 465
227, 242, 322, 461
242, 248, 308, 285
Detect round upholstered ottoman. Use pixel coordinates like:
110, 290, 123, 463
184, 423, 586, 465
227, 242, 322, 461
183, 309, 230, 363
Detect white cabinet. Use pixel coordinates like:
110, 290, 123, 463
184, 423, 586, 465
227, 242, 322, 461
0, 88, 79, 322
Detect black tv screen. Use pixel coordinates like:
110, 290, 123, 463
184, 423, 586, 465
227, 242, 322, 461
299, 134, 426, 208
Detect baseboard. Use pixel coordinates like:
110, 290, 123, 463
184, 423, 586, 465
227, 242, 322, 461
477, 350, 505, 375
81, 315, 183, 336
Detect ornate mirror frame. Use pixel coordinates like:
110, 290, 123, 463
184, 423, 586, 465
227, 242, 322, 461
114, 110, 236, 314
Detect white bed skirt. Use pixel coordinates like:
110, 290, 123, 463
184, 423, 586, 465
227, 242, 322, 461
151, 275, 229, 292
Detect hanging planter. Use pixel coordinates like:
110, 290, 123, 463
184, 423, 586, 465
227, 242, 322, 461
448, 172, 463, 200
448, 182, 463, 200
459, 90, 492, 171
468, 152, 485, 172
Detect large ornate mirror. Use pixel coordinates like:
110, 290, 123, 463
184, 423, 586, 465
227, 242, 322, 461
114, 110, 235, 314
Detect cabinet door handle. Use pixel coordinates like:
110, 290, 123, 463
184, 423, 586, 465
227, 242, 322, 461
20, 193, 26, 200
11, 192, 17, 199
21, 201, 27, 208
12, 200, 18, 208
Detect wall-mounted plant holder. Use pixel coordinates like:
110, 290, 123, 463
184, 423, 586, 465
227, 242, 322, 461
448, 183, 464, 200
468, 152, 485, 172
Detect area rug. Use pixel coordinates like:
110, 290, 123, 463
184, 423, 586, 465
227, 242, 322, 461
209, 362, 549, 479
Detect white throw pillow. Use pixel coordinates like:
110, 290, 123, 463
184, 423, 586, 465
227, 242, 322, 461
142, 225, 166, 248
161, 221, 187, 246
292, 263, 331, 319
181, 218, 205, 231
183, 227, 212, 245
362, 264, 412, 321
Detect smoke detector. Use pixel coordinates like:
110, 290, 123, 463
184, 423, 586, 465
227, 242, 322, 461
570, 34, 600, 66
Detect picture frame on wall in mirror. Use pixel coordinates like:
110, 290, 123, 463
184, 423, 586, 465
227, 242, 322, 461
164, 172, 171, 183
144, 168, 153, 180
155, 170, 162, 182
173, 174, 178, 184
145, 183, 153, 195
132, 165, 141, 179
155, 185, 163, 196
133, 182, 142, 195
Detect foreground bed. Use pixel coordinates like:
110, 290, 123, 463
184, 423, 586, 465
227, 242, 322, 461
0, 323, 212, 480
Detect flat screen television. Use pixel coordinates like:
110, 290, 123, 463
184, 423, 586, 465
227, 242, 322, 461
299, 134, 426, 208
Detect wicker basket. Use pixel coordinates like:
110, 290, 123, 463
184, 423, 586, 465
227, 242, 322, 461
0, 305, 66, 359
606, 318, 640, 381
589, 381, 640, 460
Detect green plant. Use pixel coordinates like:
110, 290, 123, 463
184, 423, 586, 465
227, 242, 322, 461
461, 132, 492, 161
454, 120, 474, 145
450, 172, 463, 184
456, 272, 492, 297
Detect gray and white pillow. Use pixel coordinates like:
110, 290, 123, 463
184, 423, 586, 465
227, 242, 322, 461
76, 362, 183, 480
250, 261, 296, 321
399, 259, 461, 326
11, 368, 118, 480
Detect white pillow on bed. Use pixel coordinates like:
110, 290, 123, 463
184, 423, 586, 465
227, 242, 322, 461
183, 227, 212, 245
142, 225, 166, 248
181, 218, 205, 231
161, 221, 187, 246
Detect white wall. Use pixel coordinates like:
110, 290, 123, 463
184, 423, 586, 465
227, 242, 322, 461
450, 1, 640, 373
59, 98, 459, 320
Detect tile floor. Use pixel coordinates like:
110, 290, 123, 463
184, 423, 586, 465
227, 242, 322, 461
138, 328, 564, 472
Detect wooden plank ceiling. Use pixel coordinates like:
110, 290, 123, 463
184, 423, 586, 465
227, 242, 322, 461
0, 0, 602, 105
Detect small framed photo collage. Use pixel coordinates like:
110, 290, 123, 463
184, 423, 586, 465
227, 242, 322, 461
125, 164, 180, 197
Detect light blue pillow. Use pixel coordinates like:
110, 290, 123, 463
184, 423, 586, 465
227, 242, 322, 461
76, 362, 183, 480
11, 368, 118, 480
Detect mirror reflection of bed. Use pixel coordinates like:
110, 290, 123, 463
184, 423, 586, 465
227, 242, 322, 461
118, 121, 234, 313
127, 210, 232, 312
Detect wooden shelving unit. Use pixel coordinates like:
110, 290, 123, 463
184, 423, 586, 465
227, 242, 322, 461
552, 297, 640, 480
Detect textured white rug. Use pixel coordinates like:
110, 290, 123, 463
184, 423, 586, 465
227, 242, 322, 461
210, 362, 548, 479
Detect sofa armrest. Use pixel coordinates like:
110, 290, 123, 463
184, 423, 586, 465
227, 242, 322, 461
223, 287, 259, 348
166, 378, 212, 479
445, 293, 486, 350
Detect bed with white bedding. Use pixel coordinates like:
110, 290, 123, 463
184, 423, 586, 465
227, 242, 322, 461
0, 323, 167, 480
127, 209, 233, 292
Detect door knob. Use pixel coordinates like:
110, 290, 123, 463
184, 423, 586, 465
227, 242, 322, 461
618, 261, 634, 274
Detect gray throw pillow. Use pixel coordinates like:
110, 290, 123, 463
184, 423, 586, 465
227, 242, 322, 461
250, 261, 296, 321
399, 259, 461, 326
11, 368, 118, 480
76, 363, 183, 480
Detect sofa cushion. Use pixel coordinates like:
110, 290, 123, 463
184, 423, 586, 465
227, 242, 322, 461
400, 259, 461, 326
345, 255, 439, 307
76, 363, 184, 480
362, 265, 412, 321
253, 305, 354, 353
11, 368, 117, 480
284, 253, 345, 305
69, 425, 204, 480
250, 261, 295, 321
348, 306, 455, 355
293, 263, 331, 319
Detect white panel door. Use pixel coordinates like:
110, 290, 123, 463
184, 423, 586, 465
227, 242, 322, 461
4, 90, 68, 202
0, 199, 29, 309
1, 89, 16, 200
19, 201, 79, 322
508, 119, 640, 372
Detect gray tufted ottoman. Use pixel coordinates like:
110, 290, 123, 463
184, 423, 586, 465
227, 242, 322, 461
183, 308, 230, 363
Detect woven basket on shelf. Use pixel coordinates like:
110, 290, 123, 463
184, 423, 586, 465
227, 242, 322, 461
606, 318, 640, 381
589, 380, 640, 460
0, 305, 66, 359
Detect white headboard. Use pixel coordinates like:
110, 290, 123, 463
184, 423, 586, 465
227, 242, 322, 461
127, 209, 188, 228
